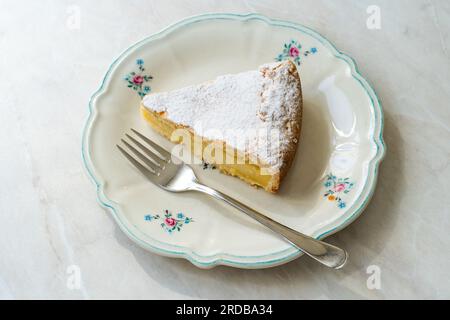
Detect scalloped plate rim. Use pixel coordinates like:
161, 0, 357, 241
81, 12, 386, 269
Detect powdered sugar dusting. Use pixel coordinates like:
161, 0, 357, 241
142, 61, 302, 169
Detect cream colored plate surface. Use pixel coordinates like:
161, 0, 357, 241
83, 13, 385, 269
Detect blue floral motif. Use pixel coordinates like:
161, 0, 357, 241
144, 210, 193, 234
323, 173, 354, 209
275, 40, 318, 66
145, 214, 159, 221
124, 58, 153, 98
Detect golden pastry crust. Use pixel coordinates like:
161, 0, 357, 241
269, 61, 303, 192
140, 60, 302, 193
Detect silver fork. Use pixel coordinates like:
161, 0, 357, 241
117, 129, 348, 269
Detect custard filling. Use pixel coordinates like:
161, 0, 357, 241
140, 106, 273, 188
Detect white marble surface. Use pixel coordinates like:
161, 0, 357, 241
0, 0, 449, 299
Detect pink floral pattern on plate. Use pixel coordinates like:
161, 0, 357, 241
275, 39, 317, 66
323, 173, 354, 209
124, 59, 153, 98
145, 210, 194, 234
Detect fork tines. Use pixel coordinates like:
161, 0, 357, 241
117, 129, 170, 177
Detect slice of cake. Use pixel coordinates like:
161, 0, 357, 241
140, 60, 302, 192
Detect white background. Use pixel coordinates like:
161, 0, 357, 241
0, 0, 449, 299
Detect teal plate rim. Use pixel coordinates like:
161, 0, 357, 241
81, 13, 386, 269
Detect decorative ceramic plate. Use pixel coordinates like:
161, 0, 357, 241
82, 13, 385, 269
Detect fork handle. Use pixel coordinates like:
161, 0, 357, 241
191, 182, 347, 269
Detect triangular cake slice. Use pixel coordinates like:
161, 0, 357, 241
140, 60, 302, 193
